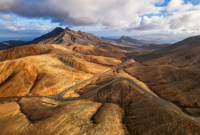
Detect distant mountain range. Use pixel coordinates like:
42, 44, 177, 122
116, 36, 144, 46
0, 28, 170, 51
102, 35, 170, 50
27, 27, 170, 51
102, 35, 160, 45
0, 39, 25, 50
0, 27, 109, 50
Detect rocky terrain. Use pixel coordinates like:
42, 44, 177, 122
1, 29, 200, 135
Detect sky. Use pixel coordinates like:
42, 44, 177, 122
0, 0, 200, 43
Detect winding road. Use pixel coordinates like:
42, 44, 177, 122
59, 77, 200, 123
1, 50, 200, 123
0, 49, 142, 101
0, 58, 130, 101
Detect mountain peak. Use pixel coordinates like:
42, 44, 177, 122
77, 30, 84, 35
65, 27, 71, 31
27, 27, 106, 45
51, 27, 64, 34
120, 35, 126, 39
116, 35, 145, 45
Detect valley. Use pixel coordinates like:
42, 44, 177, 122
1, 27, 200, 135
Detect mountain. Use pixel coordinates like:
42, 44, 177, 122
26, 27, 129, 58
26, 27, 65, 44
116, 36, 144, 46
136, 39, 161, 44
103, 36, 170, 51
27, 27, 106, 45
0, 39, 25, 50
26, 28, 169, 59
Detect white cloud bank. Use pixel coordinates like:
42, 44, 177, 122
0, 21, 52, 34
0, 0, 200, 36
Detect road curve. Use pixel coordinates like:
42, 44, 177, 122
2, 76, 200, 123
0, 58, 130, 101
0, 49, 142, 101
1, 50, 200, 124
57, 77, 200, 123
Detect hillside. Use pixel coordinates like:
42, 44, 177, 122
1, 60, 200, 134
125, 35, 200, 118
136, 35, 200, 69
0, 44, 122, 98
1, 30, 200, 135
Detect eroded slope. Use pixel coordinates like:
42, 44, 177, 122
0, 44, 122, 97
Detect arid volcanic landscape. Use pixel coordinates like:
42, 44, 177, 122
1, 27, 200, 135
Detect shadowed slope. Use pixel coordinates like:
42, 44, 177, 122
75, 72, 200, 134
26, 27, 64, 44
136, 35, 200, 69
125, 64, 200, 117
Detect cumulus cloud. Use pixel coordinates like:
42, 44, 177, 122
131, 10, 200, 35
0, 0, 164, 27
0, 21, 52, 33
167, 0, 193, 12
0, 0, 200, 36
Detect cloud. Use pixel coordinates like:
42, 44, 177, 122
0, 0, 164, 27
0, 0, 200, 37
0, 21, 52, 34
167, 0, 192, 11
0, 13, 16, 21
132, 10, 200, 34
126, 0, 200, 34
0, 0, 16, 12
